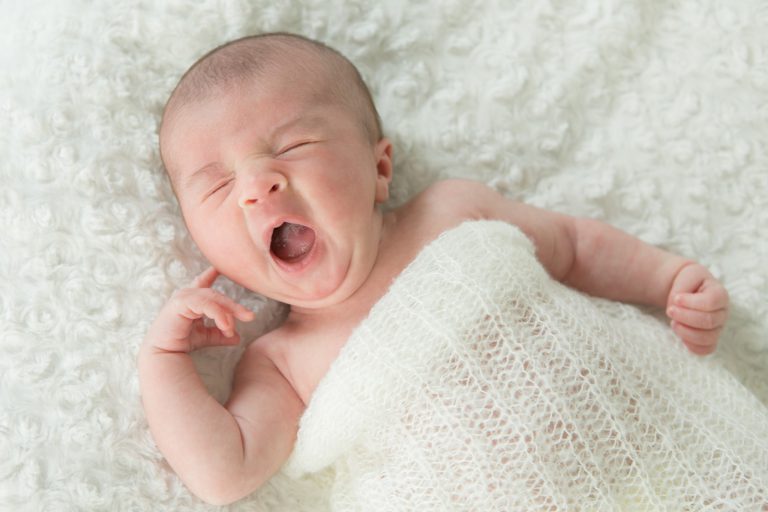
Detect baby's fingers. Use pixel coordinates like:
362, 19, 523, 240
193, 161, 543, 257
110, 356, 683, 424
179, 291, 251, 334
673, 284, 728, 312
667, 306, 727, 331
191, 266, 220, 288
179, 298, 231, 339
190, 320, 242, 349
146, 284, 256, 353
670, 321, 719, 356
186, 269, 255, 322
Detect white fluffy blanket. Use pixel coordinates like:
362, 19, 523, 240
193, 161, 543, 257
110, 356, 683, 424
286, 220, 768, 510
2, 1, 768, 510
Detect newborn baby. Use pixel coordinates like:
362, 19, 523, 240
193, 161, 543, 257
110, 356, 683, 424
138, 33, 729, 506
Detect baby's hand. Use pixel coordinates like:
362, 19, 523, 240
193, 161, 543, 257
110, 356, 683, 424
665, 262, 729, 355
143, 266, 255, 353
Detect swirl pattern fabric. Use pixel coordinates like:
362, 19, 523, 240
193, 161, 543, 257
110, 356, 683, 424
286, 221, 768, 511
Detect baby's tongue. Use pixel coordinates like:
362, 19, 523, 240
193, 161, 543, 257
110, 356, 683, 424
270, 222, 316, 262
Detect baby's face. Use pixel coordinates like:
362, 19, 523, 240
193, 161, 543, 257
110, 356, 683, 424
161, 76, 392, 308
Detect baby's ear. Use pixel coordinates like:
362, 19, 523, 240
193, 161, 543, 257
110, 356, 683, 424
374, 138, 393, 203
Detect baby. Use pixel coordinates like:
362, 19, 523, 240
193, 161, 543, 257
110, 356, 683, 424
139, 33, 729, 505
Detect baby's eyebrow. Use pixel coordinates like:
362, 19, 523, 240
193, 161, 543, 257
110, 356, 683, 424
269, 113, 329, 140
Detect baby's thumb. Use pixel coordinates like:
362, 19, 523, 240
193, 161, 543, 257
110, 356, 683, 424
666, 262, 704, 306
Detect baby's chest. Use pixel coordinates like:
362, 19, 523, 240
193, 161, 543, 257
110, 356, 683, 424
279, 316, 365, 404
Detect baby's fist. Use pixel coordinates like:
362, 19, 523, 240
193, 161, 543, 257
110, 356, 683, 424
666, 262, 729, 355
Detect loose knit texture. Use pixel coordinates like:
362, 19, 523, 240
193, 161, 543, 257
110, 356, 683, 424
286, 221, 768, 511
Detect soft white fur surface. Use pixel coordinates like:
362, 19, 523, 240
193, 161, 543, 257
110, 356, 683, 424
2, 1, 767, 510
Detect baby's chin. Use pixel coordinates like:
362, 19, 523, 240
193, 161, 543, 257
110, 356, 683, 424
276, 267, 370, 312
274, 281, 354, 310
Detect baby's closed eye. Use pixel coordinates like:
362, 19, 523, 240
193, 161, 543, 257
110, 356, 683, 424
275, 140, 316, 157
206, 176, 235, 198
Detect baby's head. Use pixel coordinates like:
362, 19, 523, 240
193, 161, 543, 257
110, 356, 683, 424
159, 33, 393, 309
160, 33, 383, 163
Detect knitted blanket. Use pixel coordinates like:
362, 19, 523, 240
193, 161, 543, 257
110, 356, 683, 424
285, 220, 768, 511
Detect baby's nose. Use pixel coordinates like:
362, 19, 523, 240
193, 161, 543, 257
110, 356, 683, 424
237, 170, 287, 209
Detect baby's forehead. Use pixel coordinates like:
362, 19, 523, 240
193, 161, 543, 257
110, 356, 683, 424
160, 84, 342, 181
164, 50, 334, 127
164, 58, 346, 137
165, 71, 334, 135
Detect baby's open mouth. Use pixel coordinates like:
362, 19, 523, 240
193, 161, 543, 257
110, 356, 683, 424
270, 222, 316, 264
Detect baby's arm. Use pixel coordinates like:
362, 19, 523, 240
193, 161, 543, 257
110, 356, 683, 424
138, 267, 303, 505
430, 179, 728, 354
551, 216, 728, 354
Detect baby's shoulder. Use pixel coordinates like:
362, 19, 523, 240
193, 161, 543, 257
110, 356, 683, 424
383, 179, 495, 256
403, 178, 495, 225
419, 177, 489, 198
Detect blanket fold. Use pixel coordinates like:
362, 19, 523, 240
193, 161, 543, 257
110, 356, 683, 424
286, 221, 768, 511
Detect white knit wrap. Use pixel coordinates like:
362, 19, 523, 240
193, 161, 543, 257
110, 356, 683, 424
285, 220, 768, 511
